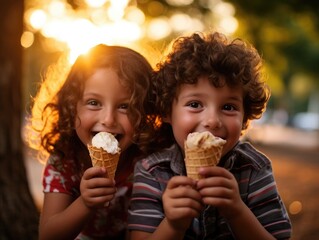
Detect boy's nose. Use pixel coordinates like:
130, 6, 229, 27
203, 111, 222, 130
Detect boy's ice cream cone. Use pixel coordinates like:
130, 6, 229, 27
184, 131, 226, 180
87, 132, 121, 179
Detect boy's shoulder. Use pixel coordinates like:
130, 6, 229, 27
138, 144, 182, 171
229, 141, 271, 170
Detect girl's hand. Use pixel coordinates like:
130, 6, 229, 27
162, 176, 203, 232
196, 166, 245, 219
80, 167, 116, 209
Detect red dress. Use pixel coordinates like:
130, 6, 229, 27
42, 155, 133, 239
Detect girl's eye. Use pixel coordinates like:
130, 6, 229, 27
87, 100, 99, 106
119, 103, 129, 110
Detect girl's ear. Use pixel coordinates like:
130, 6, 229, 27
162, 115, 171, 124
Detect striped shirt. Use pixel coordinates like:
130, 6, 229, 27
128, 142, 292, 239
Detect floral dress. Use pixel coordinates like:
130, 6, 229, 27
43, 155, 133, 239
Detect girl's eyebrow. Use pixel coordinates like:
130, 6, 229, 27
82, 92, 99, 97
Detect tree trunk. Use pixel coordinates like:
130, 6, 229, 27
0, 0, 39, 239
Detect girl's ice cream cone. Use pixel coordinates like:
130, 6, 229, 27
184, 131, 226, 180
87, 132, 121, 179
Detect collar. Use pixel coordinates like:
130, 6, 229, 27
169, 144, 187, 176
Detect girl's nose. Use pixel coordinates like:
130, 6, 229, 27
100, 109, 116, 127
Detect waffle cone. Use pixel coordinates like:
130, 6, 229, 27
184, 144, 223, 180
87, 145, 120, 179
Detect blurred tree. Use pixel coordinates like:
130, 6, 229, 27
0, 0, 39, 239
225, 0, 319, 115
139, 0, 319, 103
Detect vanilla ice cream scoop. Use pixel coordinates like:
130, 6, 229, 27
186, 131, 226, 149
88, 132, 121, 180
184, 131, 226, 180
92, 132, 120, 154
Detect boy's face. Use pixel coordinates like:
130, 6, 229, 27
166, 76, 244, 157
75, 68, 134, 152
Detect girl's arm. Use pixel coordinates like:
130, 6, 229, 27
39, 167, 116, 240
39, 193, 92, 240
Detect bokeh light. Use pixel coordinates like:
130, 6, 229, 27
23, 0, 238, 63
85, 0, 108, 8
27, 9, 47, 30
289, 200, 303, 215
21, 31, 34, 48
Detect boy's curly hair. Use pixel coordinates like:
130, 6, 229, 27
151, 31, 270, 149
25, 45, 155, 162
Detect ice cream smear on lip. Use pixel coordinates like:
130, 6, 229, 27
186, 131, 226, 149
92, 132, 120, 154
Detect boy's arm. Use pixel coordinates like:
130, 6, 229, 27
132, 203, 276, 240
198, 166, 289, 240
226, 202, 275, 240
129, 176, 203, 240
130, 217, 187, 240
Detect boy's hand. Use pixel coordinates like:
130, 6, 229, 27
162, 176, 203, 232
196, 166, 245, 219
80, 167, 116, 209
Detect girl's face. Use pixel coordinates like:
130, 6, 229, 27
166, 77, 244, 157
75, 68, 134, 152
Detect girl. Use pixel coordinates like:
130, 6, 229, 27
25, 44, 156, 240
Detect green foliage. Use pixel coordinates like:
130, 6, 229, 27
223, 0, 319, 115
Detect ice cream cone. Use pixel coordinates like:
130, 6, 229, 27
88, 145, 120, 179
185, 144, 223, 180
184, 131, 226, 180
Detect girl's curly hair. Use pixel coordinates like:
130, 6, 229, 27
151, 31, 270, 149
25, 44, 155, 162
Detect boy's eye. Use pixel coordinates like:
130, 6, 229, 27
187, 101, 202, 109
223, 104, 235, 111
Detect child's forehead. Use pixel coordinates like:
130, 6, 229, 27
178, 75, 241, 87
177, 76, 244, 95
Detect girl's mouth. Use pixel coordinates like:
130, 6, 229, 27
92, 132, 121, 142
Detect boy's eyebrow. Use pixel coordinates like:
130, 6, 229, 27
178, 92, 205, 99
179, 93, 243, 101
227, 95, 243, 102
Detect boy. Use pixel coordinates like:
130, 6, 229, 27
128, 32, 292, 239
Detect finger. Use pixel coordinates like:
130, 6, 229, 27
171, 185, 202, 201
84, 178, 116, 190
198, 166, 232, 179
167, 206, 201, 219
199, 186, 232, 198
86, 194, 115, 207
97, 184, 117, 194
168, 196, 203, 211
197, 176, 233, 190
167, 176, 196, 189
83, 166, 107, 180
201, 196, 233, 207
